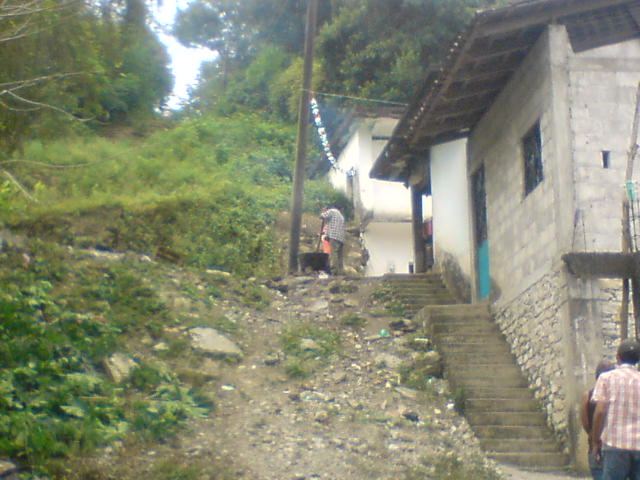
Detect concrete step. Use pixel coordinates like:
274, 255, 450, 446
480, 437, 561, 453
397, 293, 455, 300
395, 290, 452, 297
399, 298, 457, 306
448, 369, 527, 385
473, 424, 551, 439
489, 452, 569, 470
466, 397, 541, 412
431, 322, 500, 335
466, 411, 547, 426
383, 273, 446, 282
434, 331, 509, 343
449, 374, 529, 389
423, 304, 491, 317
457, 386, 537, 400
438, 343, 512, 355
430, 317, 495, 327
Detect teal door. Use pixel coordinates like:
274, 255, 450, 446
472, 166, 490, 299
477, 239, 490, 299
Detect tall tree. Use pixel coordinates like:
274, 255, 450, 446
317, 0, 506, 102
0, 0, 172, 155
175, 0, 508, 118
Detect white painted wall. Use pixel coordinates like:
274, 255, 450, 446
430, 138, 473, 277
328, 116, 417, 276
362, 221, 414, 276
330, 119, 412, 221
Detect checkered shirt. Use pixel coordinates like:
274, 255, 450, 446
321, 208, 345, 243
592, 363, 640, 451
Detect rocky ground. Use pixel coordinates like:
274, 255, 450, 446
88, 267, 589, 480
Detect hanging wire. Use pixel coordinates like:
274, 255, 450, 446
308, 90, 409, 107
310, 96, 355, 177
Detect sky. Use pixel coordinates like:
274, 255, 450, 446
152, 0, 217, 109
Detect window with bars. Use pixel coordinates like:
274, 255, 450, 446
523, 121, 543, 196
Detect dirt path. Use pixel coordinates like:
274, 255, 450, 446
170, 275, 585, 480
92, 272, 589, 479
498, 464, 588, 480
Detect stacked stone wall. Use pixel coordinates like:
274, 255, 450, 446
439, 250, 472, 303
494, 271, 568, 446
598, 279, 630, 353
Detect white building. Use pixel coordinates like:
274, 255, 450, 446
328, 108, 429, 276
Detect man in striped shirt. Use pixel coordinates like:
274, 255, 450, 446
320, 206, 345, 275
592, 339, 640, 480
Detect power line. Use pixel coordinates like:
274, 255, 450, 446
306, 90, 408, 107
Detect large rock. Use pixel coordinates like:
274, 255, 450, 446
0, 459, 18, 479
189, 327, 242, 359
374, 353, 403, 369
103, 353, 137, 383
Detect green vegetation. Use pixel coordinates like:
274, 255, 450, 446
0, 241, 211, 477
280, 323, 341, 378
339, 313, 367, 328
1, 113, 343, 277
0, 0, 172, 154
371, 284, 406, 317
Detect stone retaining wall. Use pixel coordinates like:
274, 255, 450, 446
493, 271, 568, 446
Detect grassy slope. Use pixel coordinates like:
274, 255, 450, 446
0, 112, 349, 477
1, 112, 347, 278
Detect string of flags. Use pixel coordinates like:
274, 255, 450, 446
310, 96, 356, 177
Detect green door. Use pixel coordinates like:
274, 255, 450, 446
472, 166, 490, 299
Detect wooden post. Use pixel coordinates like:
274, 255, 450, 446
411, 186, 426, 273
621, 82, 640, 337
288, 0, 318, 274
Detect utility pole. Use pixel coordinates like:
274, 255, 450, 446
288, 0, 319, 273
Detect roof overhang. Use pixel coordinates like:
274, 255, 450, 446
371, 0, 640, 182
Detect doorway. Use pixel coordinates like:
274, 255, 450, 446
471, 165, 490, 299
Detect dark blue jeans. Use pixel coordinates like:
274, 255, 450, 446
590, 451, 604, 480
603, 447, 640, 480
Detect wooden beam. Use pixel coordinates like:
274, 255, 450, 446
416, 111, 483, 139
454, 52, 528, 81
444, 73, 513, 99
466, 27, 541, 57
432, 92, 498, 116
562, 252, 637, 278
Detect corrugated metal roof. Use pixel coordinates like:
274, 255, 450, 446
371, 0, 640, 182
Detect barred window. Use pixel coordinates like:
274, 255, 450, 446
523, 121, 543, 196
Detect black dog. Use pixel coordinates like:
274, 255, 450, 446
299, 252, 329, 273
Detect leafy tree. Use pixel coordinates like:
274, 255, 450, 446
0, 0, 172, 156
175, 0, 509, 121
316, 0, 507, 102
174, 0, 252, 90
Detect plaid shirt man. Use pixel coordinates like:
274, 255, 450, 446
320, 208, 345, 243
592, 363, 640, 451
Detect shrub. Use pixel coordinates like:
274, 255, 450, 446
281, 324, 341, 378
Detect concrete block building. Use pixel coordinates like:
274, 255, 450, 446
371, 0, 640, 466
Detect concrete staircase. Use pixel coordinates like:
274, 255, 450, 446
382, 273, 457, 316
383, 274, 569, 471
420, 304, 569, 471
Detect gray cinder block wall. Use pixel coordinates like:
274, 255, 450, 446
466, 24, 640, 465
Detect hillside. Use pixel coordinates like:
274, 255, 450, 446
0, 218, 496, 478
1, 221, 592, 480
